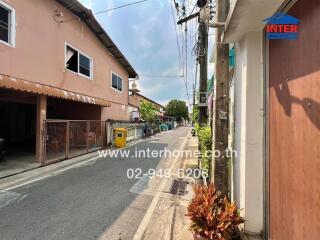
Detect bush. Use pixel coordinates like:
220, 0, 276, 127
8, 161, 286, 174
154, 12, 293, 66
198, 125, 212, 150
197, 125, 212, 174
187, 184, 244, 240
194, 122, 200, 136
192, 105, 199, 123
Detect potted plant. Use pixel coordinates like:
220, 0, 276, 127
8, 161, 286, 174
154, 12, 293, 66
187, 183, 244, 240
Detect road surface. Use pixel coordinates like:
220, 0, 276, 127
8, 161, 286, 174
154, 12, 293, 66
0, 126, 190, 240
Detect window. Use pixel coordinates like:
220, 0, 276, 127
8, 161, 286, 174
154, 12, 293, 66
0, 1, 15, 46
112, 73, 123, 91
65, 44, 92, 79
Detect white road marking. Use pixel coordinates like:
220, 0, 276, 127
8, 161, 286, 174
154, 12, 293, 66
1, 137, 153, 192
2, 156, 100, 191
0, 191, 25, 209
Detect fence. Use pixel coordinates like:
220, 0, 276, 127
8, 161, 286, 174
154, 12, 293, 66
44, 119, 164, 164
44, 120, 105, 164
105, 120, 145, 146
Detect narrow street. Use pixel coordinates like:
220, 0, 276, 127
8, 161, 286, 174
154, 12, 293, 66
0, 127, 191, 240
1, 0, 319, 239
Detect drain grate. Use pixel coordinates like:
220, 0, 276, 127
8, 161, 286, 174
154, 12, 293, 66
169, 179, 188, 195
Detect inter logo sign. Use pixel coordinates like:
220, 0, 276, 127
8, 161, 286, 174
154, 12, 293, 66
264, 13, 300, 40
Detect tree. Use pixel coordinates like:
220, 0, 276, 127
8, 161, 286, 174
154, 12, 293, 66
140, 100, 157, 123
165, 99, 189, 121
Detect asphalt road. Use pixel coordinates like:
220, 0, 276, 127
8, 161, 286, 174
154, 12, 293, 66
0, 126, 190, 240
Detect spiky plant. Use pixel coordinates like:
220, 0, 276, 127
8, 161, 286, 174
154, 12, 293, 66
186, 183, 244, 240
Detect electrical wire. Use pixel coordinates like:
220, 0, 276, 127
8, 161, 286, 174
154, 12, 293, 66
184, 23, 191, 106
94, 0, 148, 15
170, 0, 183, 76
190, 2, 197, 15
140, 75, 183, 78
61, 0, 149, 23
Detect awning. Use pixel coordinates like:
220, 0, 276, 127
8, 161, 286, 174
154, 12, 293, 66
222, 0, 287, 43
0, 74, 111, 107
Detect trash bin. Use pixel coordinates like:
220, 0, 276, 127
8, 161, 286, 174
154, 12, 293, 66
160, 123, 168, 131
113, 128, 127, 148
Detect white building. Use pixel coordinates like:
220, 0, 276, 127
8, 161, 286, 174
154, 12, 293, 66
221, 0, 288, 237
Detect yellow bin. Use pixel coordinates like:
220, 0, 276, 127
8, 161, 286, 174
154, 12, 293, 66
113, 128, 128, 148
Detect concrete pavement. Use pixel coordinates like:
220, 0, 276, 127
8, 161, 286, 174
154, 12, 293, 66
0, 126, 194, 240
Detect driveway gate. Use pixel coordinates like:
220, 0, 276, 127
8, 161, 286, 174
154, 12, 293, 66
44, 120, 105, 164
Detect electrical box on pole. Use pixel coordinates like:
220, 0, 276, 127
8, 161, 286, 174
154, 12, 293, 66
176, 0, 210, 125
198, 1, 209, 125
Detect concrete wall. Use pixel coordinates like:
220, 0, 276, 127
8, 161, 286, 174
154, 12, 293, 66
102, 103, 130, 121
232, 31, 264, 234
0, 0, 130, 121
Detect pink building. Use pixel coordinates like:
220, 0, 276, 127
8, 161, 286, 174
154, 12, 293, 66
0, 0, 138, 166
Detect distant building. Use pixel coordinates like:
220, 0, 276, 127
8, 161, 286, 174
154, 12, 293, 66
129, 90, 164, 121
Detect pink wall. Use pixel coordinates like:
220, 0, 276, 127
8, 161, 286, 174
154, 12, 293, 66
0, 0, 130, 120
102, 103, 130, 121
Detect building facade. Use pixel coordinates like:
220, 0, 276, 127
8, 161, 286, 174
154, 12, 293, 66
222, 0, 320, 239
129, 91, 164, 121
0, 0, 137, 165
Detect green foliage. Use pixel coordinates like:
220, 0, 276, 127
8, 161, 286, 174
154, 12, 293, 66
198, 125, 212, 150
140, 100, 157, 123
192, 105, 199, 123
201, 147, 210, 172
165, 99, 189, 121
197, 125, 212, 174
194, 123, 200, 137
187, 184, 244, 240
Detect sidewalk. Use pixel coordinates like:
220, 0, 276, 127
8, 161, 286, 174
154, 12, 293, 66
171, 134, 199, 240
131, 134, 199, 240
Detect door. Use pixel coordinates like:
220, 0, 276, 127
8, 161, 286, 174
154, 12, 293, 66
268, 0, 320, 239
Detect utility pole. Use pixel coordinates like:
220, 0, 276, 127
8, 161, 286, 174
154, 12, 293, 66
193, 84, 195, 106
212, 0, 230, 197
193, 60, 198, 108
177, 0, 210, 125
198, 20, 208, 124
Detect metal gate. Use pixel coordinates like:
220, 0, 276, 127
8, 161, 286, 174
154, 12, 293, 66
44, 120, 105, 164
268, 0, 320, 239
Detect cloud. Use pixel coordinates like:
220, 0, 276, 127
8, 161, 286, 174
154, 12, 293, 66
80, 0, 201, 106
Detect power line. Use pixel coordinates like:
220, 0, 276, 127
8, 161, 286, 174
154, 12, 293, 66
190, 2, 197, 15
140, 75, 183, 78
184, 23, 191, 106
94, 0, 149, 15
62, 0, 149, 22
170, 0, 183, 76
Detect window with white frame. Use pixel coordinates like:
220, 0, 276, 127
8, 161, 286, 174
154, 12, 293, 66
0, 1, 15, 46
65, 45, 93, 79
112, 73, 123, 91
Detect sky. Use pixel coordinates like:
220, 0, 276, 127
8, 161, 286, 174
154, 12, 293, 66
79, 0, 215, 107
